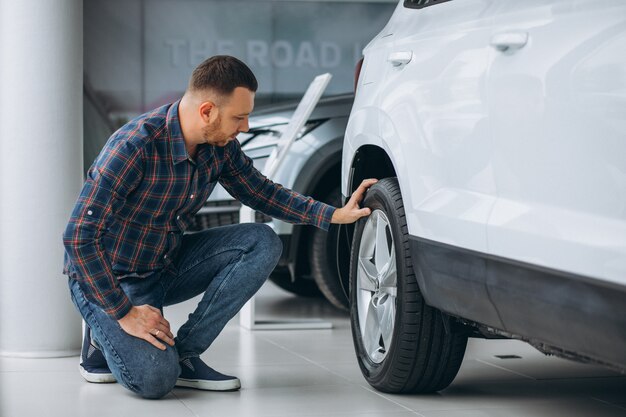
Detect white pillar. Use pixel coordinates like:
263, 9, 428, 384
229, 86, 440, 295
0, 0, 83, 357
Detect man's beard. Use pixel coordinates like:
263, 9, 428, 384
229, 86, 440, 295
202, 114, 232, 146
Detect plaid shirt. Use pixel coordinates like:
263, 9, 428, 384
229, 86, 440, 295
63, 100, 335, 319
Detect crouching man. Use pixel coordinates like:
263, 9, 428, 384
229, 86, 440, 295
63, 55, 376, 399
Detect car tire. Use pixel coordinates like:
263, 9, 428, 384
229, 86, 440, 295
310, 187, 348, 310
350, 177, 467, 393
269, 267, 322, 298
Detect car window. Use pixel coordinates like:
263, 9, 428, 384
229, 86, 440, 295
404, 0, 452, 9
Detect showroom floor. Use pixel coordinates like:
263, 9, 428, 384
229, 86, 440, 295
1, 282, 625, 417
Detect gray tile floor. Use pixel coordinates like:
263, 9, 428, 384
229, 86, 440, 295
1, 282, 625, 417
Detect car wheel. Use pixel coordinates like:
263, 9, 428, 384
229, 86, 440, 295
350, 177, 467, 393
310, 187, 348, 310
269, 267, 322, 298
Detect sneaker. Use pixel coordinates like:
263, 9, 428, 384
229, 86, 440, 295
176, 357, 241, 391
79, 325, 116, 383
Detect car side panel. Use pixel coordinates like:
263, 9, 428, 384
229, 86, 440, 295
488, 0, 626, 287
378, 0, 500, 254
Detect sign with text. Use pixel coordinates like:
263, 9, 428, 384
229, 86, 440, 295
84, 0, 395, 116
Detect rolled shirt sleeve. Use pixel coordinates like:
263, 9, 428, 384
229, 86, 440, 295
219, 139, 336, 231
63, 140, 144, 319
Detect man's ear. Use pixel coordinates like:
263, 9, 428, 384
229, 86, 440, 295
198, 101, 218, 124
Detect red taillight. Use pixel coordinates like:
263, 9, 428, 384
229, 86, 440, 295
354, 57, 364, 93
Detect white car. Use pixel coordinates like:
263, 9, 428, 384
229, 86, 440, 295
341, 0, 626, 393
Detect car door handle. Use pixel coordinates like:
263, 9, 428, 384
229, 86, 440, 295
388, 51, 412, 67
490, 32, 529, 53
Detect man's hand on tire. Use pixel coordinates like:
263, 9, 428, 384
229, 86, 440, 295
331, 178, 378, 224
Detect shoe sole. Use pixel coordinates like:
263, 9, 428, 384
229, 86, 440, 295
175, 377, 241, 391
79, 364, 117, 383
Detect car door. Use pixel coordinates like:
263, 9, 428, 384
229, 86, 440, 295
380, 0, 501, 254
377, 0, 503, 324
487, 0, 626, 286
485, 0, 626, 363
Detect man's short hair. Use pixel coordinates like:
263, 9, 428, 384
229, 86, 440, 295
188, 55, 258, 96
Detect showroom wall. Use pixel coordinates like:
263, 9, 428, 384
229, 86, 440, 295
84, 0, 396, 123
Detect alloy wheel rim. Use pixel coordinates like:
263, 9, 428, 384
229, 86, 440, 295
356, 209, 397, 364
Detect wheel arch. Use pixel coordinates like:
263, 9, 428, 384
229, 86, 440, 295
336, 145, 398, 296
347, 144, 397, 196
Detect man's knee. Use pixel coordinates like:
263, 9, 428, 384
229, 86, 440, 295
234, 223, 282, 291
128, 347, 180, 399
252, 223, 282, 261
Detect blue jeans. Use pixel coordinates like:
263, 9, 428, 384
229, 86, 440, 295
68, 223, 282, 399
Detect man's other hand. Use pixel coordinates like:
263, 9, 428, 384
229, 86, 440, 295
118, 305, 175, 350
330, 178, 378, 224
